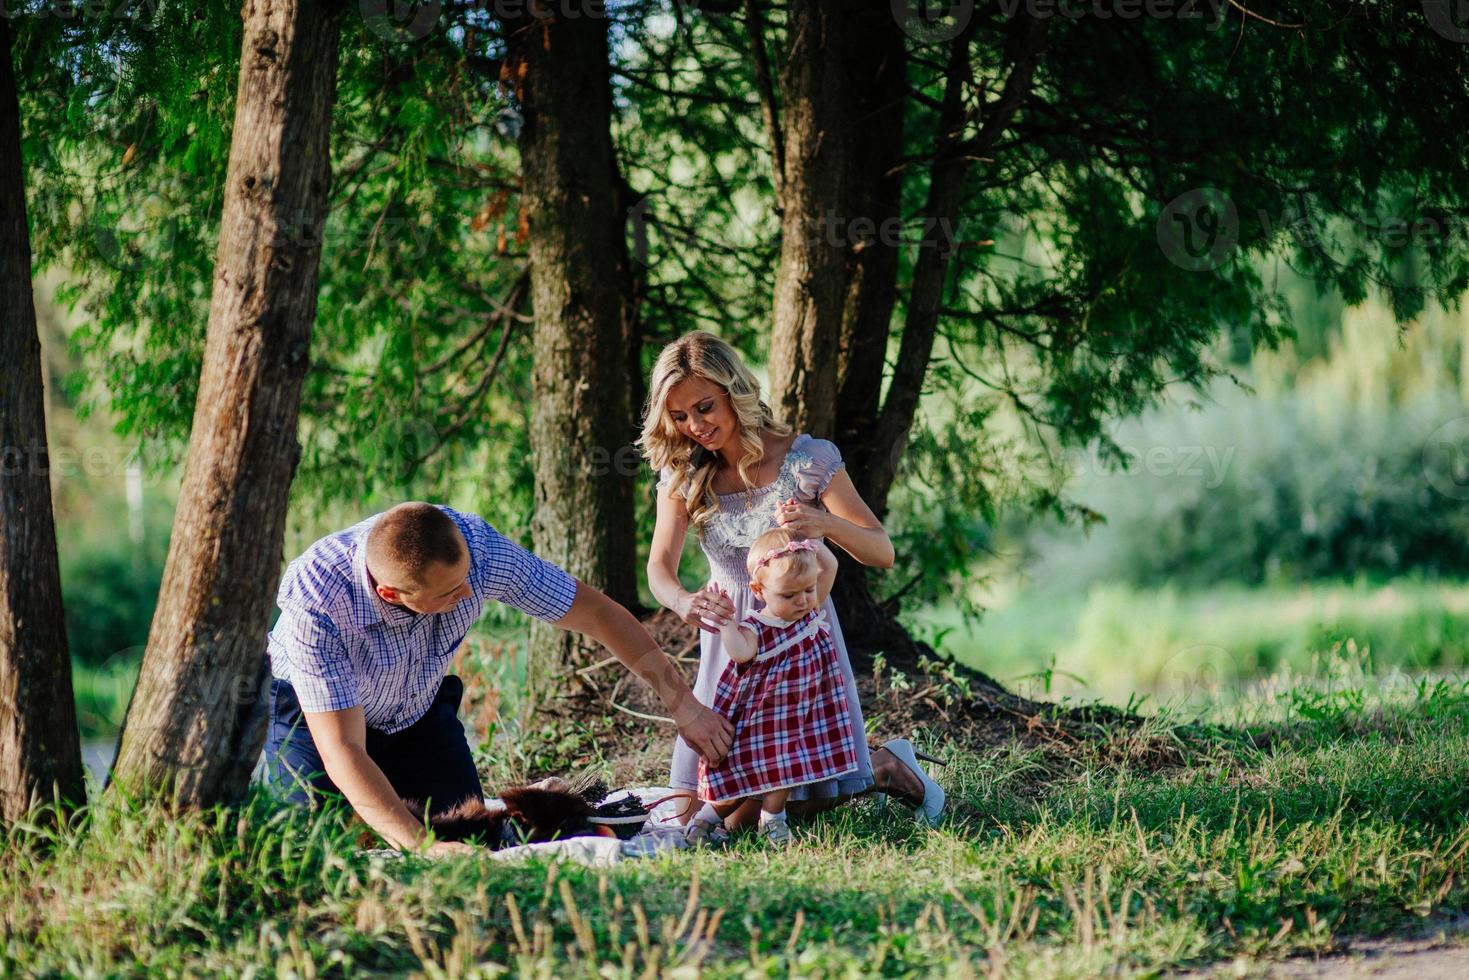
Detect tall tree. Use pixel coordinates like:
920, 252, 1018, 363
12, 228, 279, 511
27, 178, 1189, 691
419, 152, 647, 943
0, 17, 84, 822
110, 0, 346, 804
622, 1, 1469, 666
762, 0, 857, 436
503, 4, 641, 686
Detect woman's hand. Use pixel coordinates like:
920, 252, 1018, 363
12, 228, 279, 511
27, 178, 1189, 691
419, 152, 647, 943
775, 497, 832, 539
678, 584, 734, 632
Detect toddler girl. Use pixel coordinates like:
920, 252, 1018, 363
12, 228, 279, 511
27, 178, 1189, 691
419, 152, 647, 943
686, 528, 860, 847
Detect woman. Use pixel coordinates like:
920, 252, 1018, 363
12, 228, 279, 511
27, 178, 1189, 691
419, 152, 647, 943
640, 331, 944, 829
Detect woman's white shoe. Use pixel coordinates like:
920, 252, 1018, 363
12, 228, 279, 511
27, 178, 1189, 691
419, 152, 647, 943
874, 738, 945, 827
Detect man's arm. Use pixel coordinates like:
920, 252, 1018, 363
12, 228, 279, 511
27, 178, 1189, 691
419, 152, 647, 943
554, 580, 734, 765
304, 705, 473, 855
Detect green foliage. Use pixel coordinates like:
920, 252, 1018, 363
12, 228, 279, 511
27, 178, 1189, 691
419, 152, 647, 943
1019, 386, 1469, 588
17, 6, 543, 533
59, 530, 167, 668
20, 5, 1469, 557
929, 579, 1469, 710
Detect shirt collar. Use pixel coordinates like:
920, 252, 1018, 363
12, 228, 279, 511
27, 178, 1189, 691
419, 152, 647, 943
751, 609, 797, 628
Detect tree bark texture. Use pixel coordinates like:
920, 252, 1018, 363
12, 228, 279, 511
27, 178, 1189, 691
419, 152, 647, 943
761, 6, 1047, 662
765, 0, 860, 438
109, 0, 345, 805
504, 6, 640, 685
0, 17, 86, 821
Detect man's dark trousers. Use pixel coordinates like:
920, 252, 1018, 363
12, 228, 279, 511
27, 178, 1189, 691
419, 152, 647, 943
262, 674, 483, 816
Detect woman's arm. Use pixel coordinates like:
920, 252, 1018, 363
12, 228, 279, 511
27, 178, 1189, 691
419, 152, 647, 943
776, 469, 895, 568
647, 480, 734, 629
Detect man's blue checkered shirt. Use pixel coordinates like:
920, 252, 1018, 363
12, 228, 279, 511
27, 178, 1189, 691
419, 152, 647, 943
267, 506, 578, 733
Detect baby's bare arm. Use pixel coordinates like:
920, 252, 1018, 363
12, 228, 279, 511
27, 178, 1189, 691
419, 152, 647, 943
815, 541, 838, 605
721, 622, 759, 663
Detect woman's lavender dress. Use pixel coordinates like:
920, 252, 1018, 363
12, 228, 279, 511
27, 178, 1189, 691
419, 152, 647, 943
663, 434, 875, 802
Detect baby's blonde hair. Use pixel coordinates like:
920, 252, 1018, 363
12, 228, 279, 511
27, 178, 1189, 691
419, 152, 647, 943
638, 331, 791, 532
746, 528, 819, 584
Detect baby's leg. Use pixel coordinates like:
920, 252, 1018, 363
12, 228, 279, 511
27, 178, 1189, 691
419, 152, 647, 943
760, 788, 790, 818
757, 789, 793, 844
689, 797, 748, 829
709, 799, 745, 820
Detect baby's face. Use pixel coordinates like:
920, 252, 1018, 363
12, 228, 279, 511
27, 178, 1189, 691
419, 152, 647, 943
756, 566, 819, 620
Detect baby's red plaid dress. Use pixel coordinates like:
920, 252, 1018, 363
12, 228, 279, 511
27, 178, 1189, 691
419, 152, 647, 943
698, 608, 859, 803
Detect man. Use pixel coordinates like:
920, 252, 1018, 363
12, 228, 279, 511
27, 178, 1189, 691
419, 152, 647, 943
264, 501, 732, 856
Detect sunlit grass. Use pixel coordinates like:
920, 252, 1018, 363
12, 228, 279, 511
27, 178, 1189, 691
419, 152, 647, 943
12, 665, 1469, 976
921, 578, 1469, 708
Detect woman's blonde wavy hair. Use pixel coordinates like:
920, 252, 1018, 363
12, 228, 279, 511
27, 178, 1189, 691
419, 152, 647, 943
638, 332, 791, 532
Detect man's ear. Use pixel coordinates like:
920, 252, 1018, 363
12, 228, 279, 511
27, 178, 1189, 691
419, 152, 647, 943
376, 584, 400, 603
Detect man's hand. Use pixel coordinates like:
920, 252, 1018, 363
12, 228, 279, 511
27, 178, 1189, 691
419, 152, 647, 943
425, 840, 479, 859
673, 698, 733, 766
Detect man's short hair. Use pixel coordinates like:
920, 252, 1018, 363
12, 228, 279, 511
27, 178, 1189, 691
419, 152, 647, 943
366, 503, 465, 587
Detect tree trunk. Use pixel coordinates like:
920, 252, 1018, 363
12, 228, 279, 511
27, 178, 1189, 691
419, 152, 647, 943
0, 18, 85, 822
864, 14, 1048, 520
833, 2, 907, 499
764, 0, 858, 438
763, 8, 1048, 667
109, 0, 345, 806
505, 8, 640, 691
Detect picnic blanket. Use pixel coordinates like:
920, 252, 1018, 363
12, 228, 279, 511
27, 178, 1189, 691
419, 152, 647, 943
361, 787, 696, 867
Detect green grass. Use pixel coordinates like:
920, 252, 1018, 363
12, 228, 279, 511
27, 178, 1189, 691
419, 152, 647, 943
919, 578, 1469, 708
11, 667, 1469, 976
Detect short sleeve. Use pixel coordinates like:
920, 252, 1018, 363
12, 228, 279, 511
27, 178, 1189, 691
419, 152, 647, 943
267, 606, 360, 714
462, 514, 579, 624
656, 466, 674, 494
792, 435, 846, 501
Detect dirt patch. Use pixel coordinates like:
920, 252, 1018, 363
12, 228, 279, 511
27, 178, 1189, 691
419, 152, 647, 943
1192, 915, 1469, 978
526, 609, 1244, 791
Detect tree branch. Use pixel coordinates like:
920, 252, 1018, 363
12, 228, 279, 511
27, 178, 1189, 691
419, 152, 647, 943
744, 0, 785, 205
